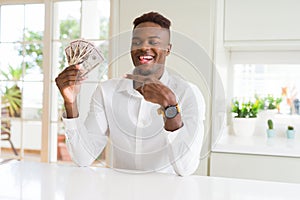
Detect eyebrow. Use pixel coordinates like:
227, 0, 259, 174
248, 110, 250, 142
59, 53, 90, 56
132, 36, 161, 40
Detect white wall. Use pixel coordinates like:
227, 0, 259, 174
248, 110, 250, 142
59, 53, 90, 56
109, 0, 216, 175
225, 0, 300, 41
224, 0, 300, 50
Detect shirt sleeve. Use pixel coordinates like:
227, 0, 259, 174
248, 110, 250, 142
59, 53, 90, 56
165, 83, 205, 176
62, 84, 109, 167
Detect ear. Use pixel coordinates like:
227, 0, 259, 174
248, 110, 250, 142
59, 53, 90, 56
166, 44, 172, 56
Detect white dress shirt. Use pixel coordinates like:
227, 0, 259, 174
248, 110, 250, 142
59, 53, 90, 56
63, 70, 205, 176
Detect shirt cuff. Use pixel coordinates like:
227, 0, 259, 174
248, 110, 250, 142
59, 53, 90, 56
62, 116, 80, 129
166, 130, 179, 143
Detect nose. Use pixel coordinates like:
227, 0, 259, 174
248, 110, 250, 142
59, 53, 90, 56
131, 40, 151, 52
140, 41, 151, 51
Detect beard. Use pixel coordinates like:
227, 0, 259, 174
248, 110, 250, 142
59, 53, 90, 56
133, 63, 164, 77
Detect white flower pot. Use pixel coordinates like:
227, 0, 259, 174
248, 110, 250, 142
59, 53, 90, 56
232, 117, 257, 137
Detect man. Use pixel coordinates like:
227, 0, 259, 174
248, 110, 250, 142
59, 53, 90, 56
55, 12, 205, 176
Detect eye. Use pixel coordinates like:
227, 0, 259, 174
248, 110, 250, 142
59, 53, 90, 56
131, 40, 141, 46
149, 40, 160, 45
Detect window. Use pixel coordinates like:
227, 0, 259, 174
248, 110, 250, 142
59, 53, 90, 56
0, 0, 110, 163
0, 3, 45, 161
51, 0, 110, 163
213, 51, 300, 157
233, 64, 300, 106
231, 52, 300, 117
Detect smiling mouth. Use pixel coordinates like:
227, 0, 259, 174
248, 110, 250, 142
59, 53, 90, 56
138, 55, 154, 64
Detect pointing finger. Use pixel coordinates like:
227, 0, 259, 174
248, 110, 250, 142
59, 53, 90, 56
123, 74, 145, 83
123, 74, 161, 85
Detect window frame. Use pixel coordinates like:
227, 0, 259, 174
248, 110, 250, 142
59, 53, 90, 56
0, 0, 110, 162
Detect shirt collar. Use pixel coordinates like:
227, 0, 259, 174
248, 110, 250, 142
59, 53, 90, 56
115, 69, 170, 94
159, 69, 169, 85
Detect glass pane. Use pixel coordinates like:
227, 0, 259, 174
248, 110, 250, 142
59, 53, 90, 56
0, 116, 20, 159
81, 0, 110, 40
1, 81, 22, 159
53, 1, 81, 40
1, 81, 23, 118
24, 4, 45, 35
98, 0, 110, 40
0, 43, 23, 81
23, 120, 42, 162
81, 0, 100, 39
233, 64, 300, 99
23, 42, 44, 78
23, 82, 43, 120
0, 5, 24, 42
52, 41, 68, 80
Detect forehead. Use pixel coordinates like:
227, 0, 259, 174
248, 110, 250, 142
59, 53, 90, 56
132, 22, 169, 40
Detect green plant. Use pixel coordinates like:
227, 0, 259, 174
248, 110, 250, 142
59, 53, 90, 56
231, 99, 260, 118
1, 85, 22, 117
266, 95, 282, 110
287, 125, 294, 131
1, 65, 23, 117
0, 65, 23, 81
267, 119, 273, 129
255, 94, 266, 110
255, 94, 282, 110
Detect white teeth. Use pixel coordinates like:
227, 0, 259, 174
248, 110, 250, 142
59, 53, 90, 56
140, 55, 153, 60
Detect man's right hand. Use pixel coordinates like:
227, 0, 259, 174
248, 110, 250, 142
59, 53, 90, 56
55, 65, 86, 118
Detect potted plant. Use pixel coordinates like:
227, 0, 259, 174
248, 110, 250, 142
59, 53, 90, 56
256, 94, 281, 118
1, 85, 22, 117
231, 99, 260, 136
286, 125, 295, 139
265, 95, 282, 111
1, 65, 23, 117
266, 119, 275, 138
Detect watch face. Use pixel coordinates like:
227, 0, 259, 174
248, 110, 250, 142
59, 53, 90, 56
165, 106, 178, 119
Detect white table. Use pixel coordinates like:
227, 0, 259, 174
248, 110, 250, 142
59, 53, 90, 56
0, 160, 299, 200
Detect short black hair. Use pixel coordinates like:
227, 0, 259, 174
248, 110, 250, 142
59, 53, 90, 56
133, 11, 171, 29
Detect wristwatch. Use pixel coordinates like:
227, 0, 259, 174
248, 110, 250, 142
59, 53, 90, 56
164, 104, 180, 119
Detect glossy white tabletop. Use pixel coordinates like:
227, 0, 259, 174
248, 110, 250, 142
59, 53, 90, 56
0, 160, 300, 200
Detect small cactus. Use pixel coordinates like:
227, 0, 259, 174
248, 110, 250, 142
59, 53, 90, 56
288, 125, 294, 131
267, 119, 273, 129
